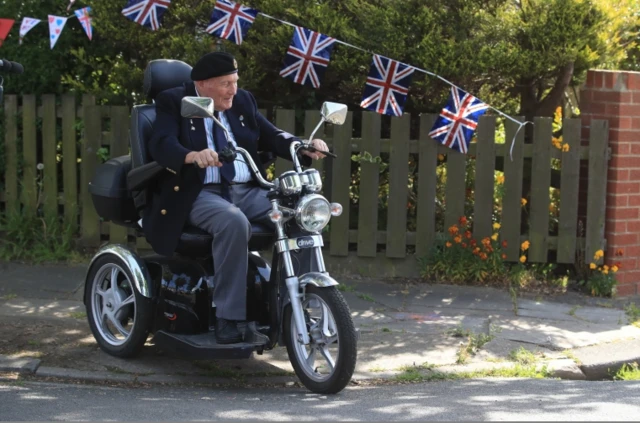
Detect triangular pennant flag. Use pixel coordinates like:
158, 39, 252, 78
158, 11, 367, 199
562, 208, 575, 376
360, 55, 415, 116
19, 17, 41, 45
279, 27, 336, 88
206, 0, 259, 45
75, 7, 93, 40
48, 15, 68, 49
0, 19, 15, 47
429, 87, 489, 154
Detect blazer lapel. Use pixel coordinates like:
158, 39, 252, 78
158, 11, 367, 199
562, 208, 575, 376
184, 82, 208, 151
224, 108, 246, 148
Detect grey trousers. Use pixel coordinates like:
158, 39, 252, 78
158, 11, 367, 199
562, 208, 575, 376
188, 183, 273, 321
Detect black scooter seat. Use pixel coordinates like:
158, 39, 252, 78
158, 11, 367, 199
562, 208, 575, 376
153, 322, 270, 360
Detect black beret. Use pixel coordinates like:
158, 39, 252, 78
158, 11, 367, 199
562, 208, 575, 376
191, 52, 238, 81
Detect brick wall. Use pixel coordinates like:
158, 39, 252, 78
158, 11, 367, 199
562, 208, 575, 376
581, 70, 640, 296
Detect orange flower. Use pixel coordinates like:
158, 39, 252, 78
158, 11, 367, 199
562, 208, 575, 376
501, 253, 507, 260
446, 242, 452, 248
519, 255, 527, 263
479, 252, 488, 260
438, 154, 445, 161
465, 231, 472, 239
521, 241, 530, 251
454, 235, 462, 244
502, 240, 508, 248
448, 225, 459, 236
615, 262, 622, 269
616, 249, 624, 257
481, 237, 491, 247
562, 143, 570, 152
473, 247, 481, 255
521, 198, 528, 207
459, 216, 468, 227
486, 246, 494, 253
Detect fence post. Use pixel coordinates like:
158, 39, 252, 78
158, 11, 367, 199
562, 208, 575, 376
3, 95, 18, 214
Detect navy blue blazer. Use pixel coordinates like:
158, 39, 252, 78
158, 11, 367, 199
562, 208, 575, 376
142, 82, 306, 256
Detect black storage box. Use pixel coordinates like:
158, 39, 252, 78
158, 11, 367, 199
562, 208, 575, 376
89, 155, 139, 226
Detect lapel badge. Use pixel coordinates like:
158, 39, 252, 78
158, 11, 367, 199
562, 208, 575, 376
239, 115, 245, 127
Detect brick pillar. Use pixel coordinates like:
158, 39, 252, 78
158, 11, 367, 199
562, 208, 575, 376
581, 70, 640, 296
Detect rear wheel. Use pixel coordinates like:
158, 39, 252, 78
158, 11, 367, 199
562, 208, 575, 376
84, 255, 152, 358
284, 285, 357, 394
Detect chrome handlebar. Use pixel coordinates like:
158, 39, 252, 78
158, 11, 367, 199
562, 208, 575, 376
233, 146, 276, 190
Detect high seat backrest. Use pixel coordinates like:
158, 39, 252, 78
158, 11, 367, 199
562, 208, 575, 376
130, 59, 193, 168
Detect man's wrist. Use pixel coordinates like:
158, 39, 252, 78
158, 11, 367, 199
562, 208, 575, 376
184, 151, 196, 164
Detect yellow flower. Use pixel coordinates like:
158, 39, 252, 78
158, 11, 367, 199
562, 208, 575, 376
519, 255, 527, 263
562, 143, 570, 152
493, 222, 501, 230
521, 198, 527, 207
521, 240, 530, 251
589, 263, 596, 270
612, 265, 619, 273
594, 249, 604, 260
491, 233, 499, 241
603, 265, 609, 271
496, 174, 505, 185
603, 269, 609, 275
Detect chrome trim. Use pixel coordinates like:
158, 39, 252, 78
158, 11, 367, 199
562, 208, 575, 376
275, 235, 324, 253
299, 272, 339, 288
302, 169, 323, 193
234, 147, 275, 190
314, 247, 327, 273
87, 244, 152, 298
279, 171, 303, 195
295, 194, 331, 232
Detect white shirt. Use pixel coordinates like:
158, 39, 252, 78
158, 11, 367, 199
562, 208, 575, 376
194, 87, 252, 183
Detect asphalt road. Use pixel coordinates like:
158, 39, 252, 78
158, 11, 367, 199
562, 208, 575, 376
1, 378, 639, 421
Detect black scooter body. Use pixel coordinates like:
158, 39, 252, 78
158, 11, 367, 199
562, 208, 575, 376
141, 250, 276, 360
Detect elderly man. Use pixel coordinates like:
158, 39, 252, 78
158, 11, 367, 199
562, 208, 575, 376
143, 51, 328, 344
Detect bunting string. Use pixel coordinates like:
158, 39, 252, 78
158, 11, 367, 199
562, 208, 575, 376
0, 0, 533, 159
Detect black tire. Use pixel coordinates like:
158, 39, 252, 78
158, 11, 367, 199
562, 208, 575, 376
84, 254, 153, 358
284, 285, 357, 394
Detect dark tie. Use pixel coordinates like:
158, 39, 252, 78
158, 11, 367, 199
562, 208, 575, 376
213, 111, 236, 200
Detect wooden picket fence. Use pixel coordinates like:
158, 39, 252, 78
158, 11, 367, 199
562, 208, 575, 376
1, 94, 609, 271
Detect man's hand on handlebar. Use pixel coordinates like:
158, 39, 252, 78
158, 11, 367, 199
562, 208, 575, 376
301, 139, 330, 160
185, 149, 223, 168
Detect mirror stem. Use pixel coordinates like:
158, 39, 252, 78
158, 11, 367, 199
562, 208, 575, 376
307, 119, 326, 145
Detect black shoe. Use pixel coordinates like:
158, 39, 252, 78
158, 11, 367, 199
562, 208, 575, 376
215, 318, 243, 344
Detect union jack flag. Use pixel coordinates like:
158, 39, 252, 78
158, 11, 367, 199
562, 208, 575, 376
121, 0, 171, 31
429, 87, 489, 154
280, 27, 336, 89
206, 0, 258, 45
360, 55, 414, 116
75, 7, 93, 41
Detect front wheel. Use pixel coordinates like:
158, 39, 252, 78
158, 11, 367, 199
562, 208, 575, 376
284, 285, 357, 394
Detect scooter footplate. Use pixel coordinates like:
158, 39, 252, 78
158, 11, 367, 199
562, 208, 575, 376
153, 330, 265, 360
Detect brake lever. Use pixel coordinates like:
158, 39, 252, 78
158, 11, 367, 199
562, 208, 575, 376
303, 145, 338, 159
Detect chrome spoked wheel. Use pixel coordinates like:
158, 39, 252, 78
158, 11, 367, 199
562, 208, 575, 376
85, 254, 152, 358
91, 263, 137, 346
284, 285, 357, 394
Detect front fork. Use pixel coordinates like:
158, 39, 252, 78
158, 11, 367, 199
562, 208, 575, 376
272, 200, 327, 346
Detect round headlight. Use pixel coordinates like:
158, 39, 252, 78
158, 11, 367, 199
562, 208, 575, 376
295, 195, 332, 233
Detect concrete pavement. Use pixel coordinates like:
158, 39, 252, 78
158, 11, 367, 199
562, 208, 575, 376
0, 261, 639, 387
